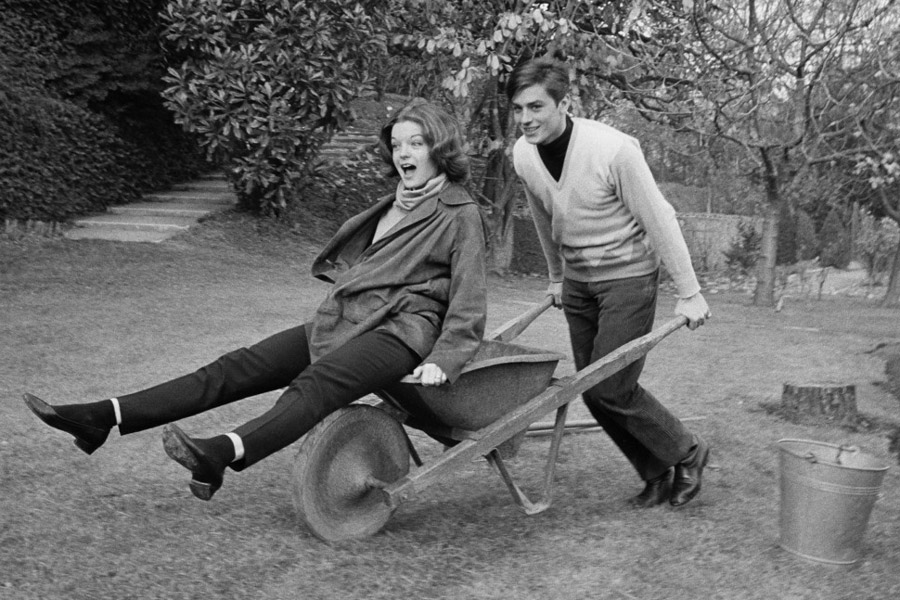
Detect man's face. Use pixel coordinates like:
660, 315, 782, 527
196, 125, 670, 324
511, 84, 569, 145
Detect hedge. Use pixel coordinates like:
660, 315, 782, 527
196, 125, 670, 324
0, 0, 208, 222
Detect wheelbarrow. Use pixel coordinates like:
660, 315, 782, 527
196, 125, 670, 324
292, 297, 688, 541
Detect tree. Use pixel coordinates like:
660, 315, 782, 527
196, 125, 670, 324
826, 4, 900, 305
160, 0, 389, 214
578, 0, 900, 305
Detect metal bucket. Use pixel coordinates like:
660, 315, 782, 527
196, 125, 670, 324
777, 439, 889, 565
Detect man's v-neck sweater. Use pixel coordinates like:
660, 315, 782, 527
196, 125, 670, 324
513, 117, 700, 298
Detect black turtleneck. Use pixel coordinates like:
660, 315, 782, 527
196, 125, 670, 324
537, 117, 573, 181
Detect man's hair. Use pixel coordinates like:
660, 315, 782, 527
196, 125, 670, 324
505, 57, 570, 104
378, 98, 470, 183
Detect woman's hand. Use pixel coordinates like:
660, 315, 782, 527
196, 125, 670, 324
675, 292, 711, 330
412, 363, 449, 386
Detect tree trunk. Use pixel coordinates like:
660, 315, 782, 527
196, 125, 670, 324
781, 383, 858, 423
753, 155, 781, 307
753, 202, 779, 306
480, 149, 519, 274
881, 238, 900, 308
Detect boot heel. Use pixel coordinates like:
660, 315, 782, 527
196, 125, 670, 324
189, 480, 217, 501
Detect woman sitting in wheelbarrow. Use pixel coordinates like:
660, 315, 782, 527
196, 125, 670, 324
23, 99, 487, 501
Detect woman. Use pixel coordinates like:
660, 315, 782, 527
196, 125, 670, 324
24, 99, 487, 501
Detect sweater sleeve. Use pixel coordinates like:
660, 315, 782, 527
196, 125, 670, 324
522, 185, 565, 283
610, 140, 701, 298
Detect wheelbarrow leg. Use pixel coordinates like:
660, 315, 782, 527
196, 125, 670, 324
403, 428, 424, 467
486, 402, 570, 515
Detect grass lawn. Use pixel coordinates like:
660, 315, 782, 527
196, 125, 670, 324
2, 212, 899, 600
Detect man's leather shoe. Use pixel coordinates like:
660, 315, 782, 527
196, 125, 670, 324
23, 393, 109, 455
162, 424, 224, 501
628, 468, 673, 508
670, 436, 710, 507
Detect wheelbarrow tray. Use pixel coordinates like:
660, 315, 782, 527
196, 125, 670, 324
377, 340, 565, 432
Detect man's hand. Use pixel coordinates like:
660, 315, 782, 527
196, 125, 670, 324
412, 363, 449, 386
547, 281, 563, 308
675, 292, 711, 330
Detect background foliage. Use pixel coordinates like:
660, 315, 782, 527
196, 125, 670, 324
160, 0, 389, 215
0, 0, 208, 222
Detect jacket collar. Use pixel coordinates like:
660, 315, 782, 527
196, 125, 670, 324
312, 182, 472, 278
374, 182, 474, 244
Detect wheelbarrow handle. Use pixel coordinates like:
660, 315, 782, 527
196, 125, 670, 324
488, 296, 555, 343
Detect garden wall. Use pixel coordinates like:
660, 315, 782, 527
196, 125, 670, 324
511, 212, 764, 276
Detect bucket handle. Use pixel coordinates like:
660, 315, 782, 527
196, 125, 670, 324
804, 444, 859, 466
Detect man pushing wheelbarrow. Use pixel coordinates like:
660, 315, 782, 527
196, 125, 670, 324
507, 56, 712, 510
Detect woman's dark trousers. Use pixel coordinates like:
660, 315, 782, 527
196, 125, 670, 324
115, 324, 420, 469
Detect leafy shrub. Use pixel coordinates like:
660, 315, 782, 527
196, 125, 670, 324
161, 0, 390, 215
724, 220, 762, 275
0, 0, 208, 222
0, 85, 137, 221
855, 210, 900, 281
795, 209, 819, 261
776, 200, 797, 265
819, 206, 851, 268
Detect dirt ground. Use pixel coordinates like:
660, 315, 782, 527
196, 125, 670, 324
2, 217, 900, 600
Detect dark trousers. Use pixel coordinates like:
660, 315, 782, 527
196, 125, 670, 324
562, 271, 693, 481
117, 324, 420, 469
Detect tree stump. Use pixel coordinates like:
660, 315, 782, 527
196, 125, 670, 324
781, 383, 857, 422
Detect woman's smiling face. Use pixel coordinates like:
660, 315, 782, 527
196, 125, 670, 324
391, 120, 439, 189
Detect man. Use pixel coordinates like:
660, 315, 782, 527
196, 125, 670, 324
507, 57, 712, 508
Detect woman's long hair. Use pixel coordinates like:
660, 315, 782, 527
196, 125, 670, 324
377, 98, 469, 183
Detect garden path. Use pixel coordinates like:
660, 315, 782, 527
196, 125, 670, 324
64, 173, 236, 243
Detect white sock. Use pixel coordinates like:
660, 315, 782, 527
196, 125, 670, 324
225, 432, 245, 461
109, 397, 122, 426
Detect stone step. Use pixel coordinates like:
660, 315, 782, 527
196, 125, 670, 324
63, 172, 236, 243
64, 228, 180, 243
171, 180, 232, 192
143, 191, 237, 205
320, 147, 368, 156
326, 134, 377, 143
109, 202, 218, 219
71, 213, 199, 232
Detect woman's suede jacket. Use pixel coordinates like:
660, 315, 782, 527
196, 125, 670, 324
307, 182, 487, 383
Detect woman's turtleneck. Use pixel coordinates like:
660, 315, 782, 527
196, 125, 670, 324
372, 173, 448, 243
537, 116, 573, 182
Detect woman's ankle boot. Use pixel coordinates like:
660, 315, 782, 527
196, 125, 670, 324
162, 424, 233, 501
23, 393, 113, 455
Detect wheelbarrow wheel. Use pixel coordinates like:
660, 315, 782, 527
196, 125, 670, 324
293, 405, 410, 542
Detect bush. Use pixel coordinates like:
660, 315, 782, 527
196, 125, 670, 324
161, 0, 390, 215
0, 86, 137, 221
795, 209, 819, 261
819, 206, 851, 268
0, 0, 209, 222
855, 210, 900, 281
776, 200, 797, 265
723, 220, 762, 275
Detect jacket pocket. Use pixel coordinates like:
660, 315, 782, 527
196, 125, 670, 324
341, 290, 389, 324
